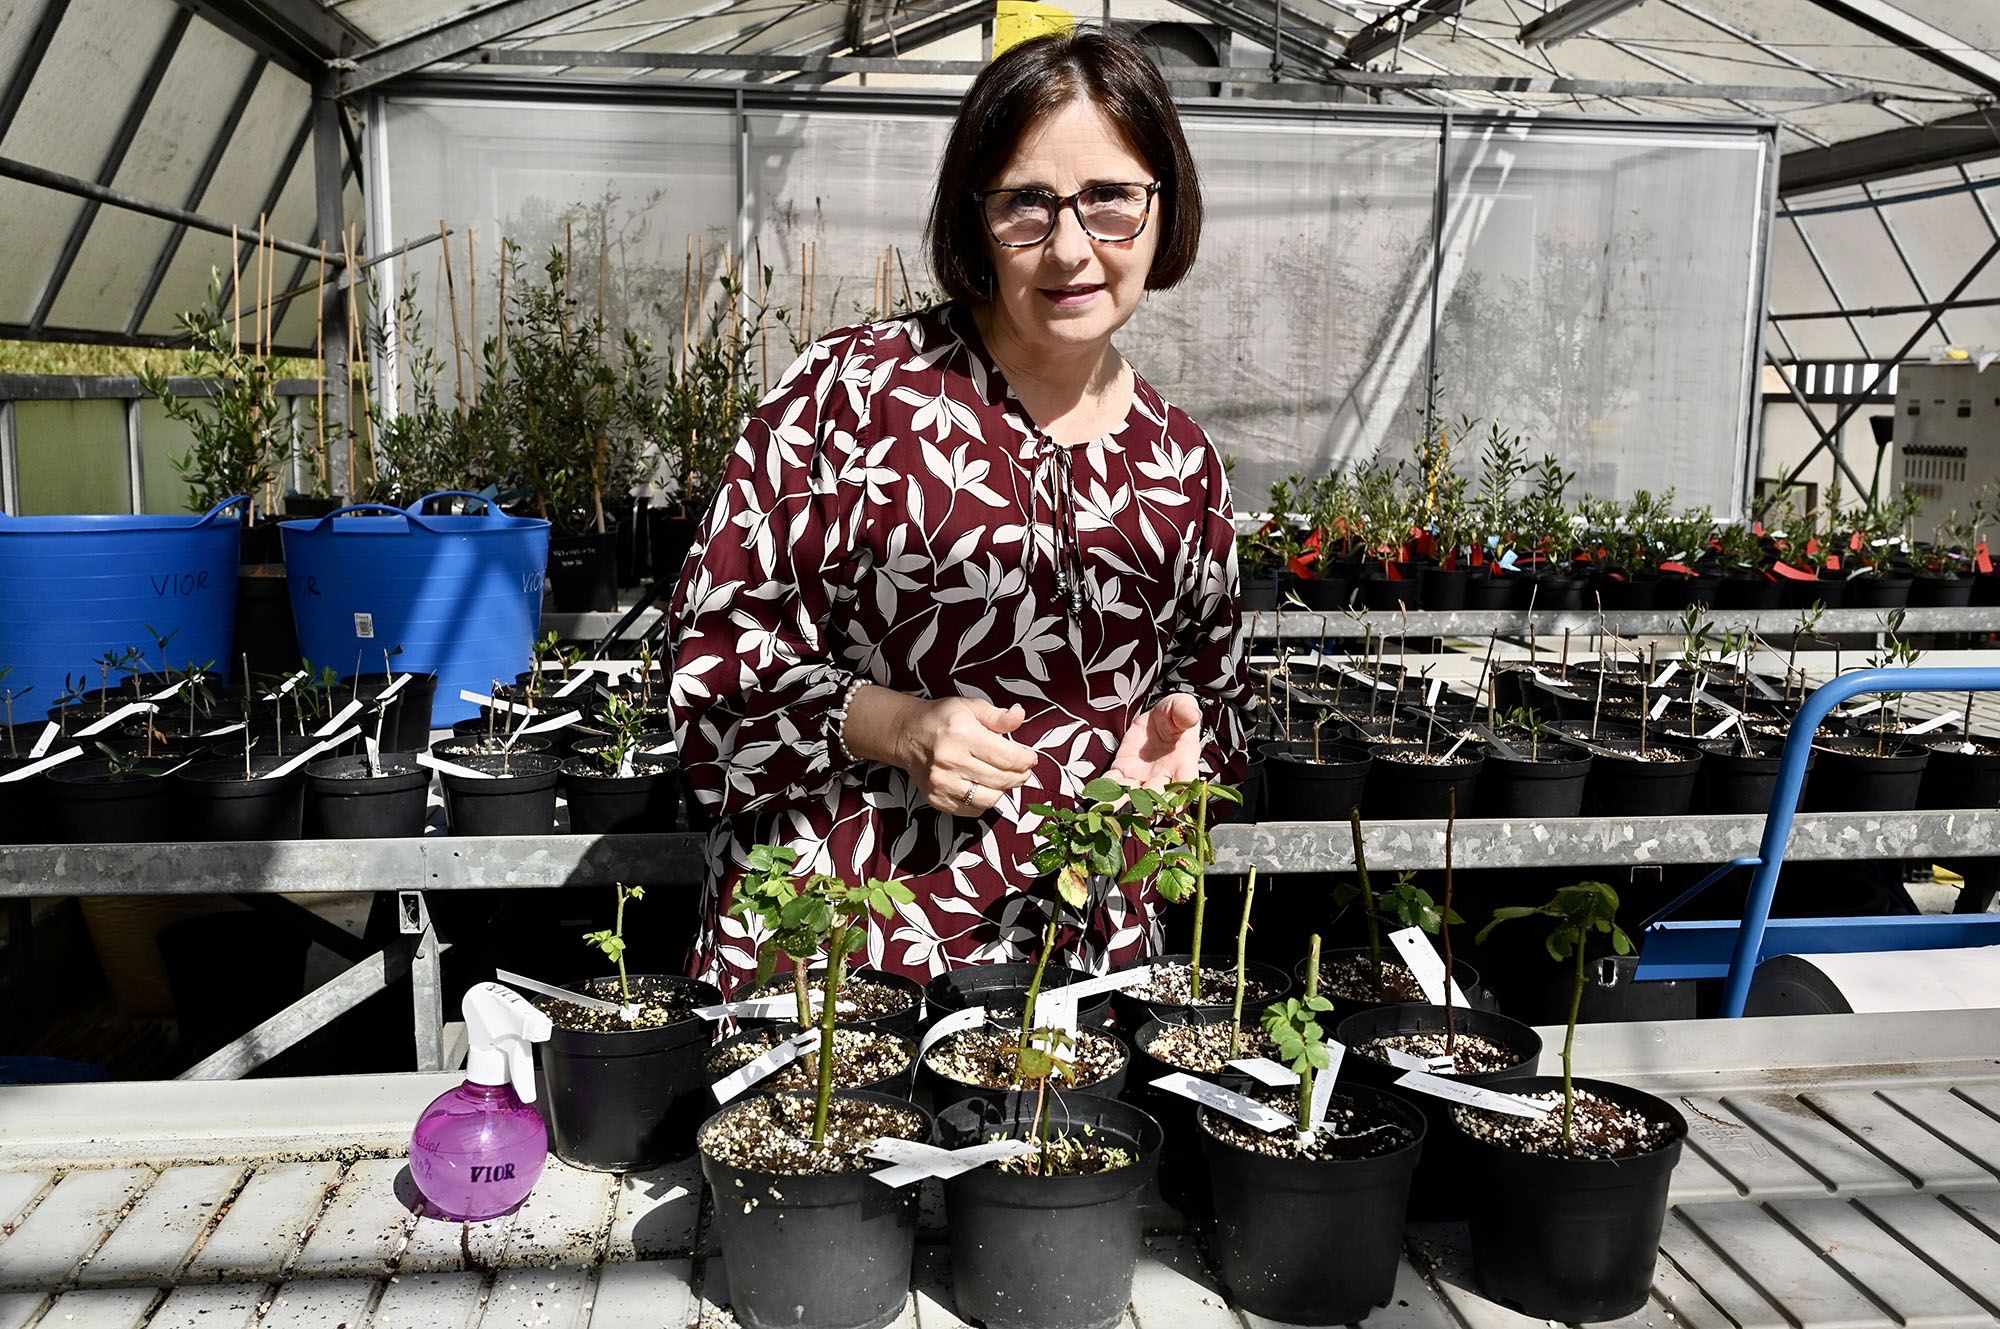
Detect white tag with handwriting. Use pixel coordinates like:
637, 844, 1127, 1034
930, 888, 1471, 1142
1702, 714, 1738, 741
711, 1030, 821, 1103
1425, 678, 1444, 707
918, 1003, 987, 1061
264, 726, 361, 779
1903, 711, 1958, 736
554, 670, 593, 698
28, 722, 56, 759
1308, 1042, 1344, 1127
1652, 662, 1680, 688
692, 995, 798, 1021
1150, 1073, 1293, 1133
202, 722, 246, 739
1649, 693, 1672, 720
459, 688, 537, 717
1394, 1069, 1550, 1118
1055, 965, 1155, 1002
521, 709, 583, 735
0, 746, 81, 782
148, 679, 186, 702
1387, 927, 1469, 1008
415, 751, 494, 781
868, 1137, 1035, 1187
1844, 700, 1886, 718
1228, 1057, 1300, 1087
315, 698, 363, 737
1031, 992, 1078, 1036
77, 701, 156, 737
1747, 672, 1782, 701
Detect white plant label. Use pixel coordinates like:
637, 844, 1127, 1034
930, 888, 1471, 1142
1149, 1073, 1293, 1133
416, 751, 493, 781
363, 733, 380, 770
711, 1030, 821, 1104
77, 701, 157, 737
459, 689, 537, 717
1228, 1057, 1300, 1087
1308, 1041, 1344, 1127
1425, 677, 1443, 708
1442, 729, 1474, 761
0, 746, 81, 782
868, 1137, 1035, 1187
1054, 964, 1155, 1002
1387, 926, 1469, 1008
496, 967, 637, 1020
264, 726, 361, 780
201, 722, 245, 739
692, 995, 799, 1022
1380, 1046, 1435, 1073
263, 670, 307, 700
1031, 992, 1078, 1036
1702, 714, 1739, 741
521, 709, 583, 736
1652, 662, 1680, 688
28, 722, 57, 759
377, 673, 412, 703
1748, 672, 1782, 702
554, 671, 593, 698
1903, 711, 1958, 736
1648, 693, 1672, 721
1693, 689, 1737, 715
1394, 1069, 1550, 1119
1844, 700, 1886, 718
1336, 664, 1396, 693
917, 1003, 987, 1060
315, 698, 363, 737
644, 740, 677, 755
148, 679, 186, 702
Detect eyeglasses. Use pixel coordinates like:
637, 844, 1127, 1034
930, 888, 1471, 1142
972, 181, 1162, 248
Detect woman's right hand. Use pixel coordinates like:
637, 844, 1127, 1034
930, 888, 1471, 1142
847, 687, 1038, 815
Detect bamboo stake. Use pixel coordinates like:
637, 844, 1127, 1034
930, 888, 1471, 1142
895, 245, 914, 309
467, 226, 478, 397
344, 223, 373, 487
757, 240, 769, 386
681, 235, 693, 375
799, 241, 809, 345
231, 223, 242, 355
440, 220, 468, 414
256, 212, 270, 360
495, 239, 508, 375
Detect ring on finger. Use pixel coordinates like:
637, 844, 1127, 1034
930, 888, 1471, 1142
961, 780, 980, 805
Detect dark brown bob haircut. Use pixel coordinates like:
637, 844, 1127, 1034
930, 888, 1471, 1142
926, 28, 1203, 303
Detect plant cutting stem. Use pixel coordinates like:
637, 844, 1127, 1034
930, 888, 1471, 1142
1563, 925, 1584, 1147
1017, 912, 1061, 1057
1188, 785, 1210, 1003
612, 885, 634, 1005
1350, 808, 1383, 998
1229, 868, 1256, 1059
810, 919, 847, 1148
793, 964, 812, 1031
1298, 934, 1321, 1135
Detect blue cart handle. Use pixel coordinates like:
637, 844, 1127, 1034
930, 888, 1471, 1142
198, 495, 254, 525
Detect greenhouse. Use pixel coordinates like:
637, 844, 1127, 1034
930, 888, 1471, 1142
3, 2, 2000, 1326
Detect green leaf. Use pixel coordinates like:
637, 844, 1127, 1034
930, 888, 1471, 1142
1082, 776, 1127, 802
1057, 862, 1091, 909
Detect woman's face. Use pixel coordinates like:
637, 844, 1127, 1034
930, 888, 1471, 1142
979, 97, 1161, 360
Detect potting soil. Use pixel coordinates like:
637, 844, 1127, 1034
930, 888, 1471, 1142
1128, 964, 1282, 1008
698, 1094, 926, 1174
926, 1028, 1124, 1091
1141, 1021, 1278, 1073
1202, 1090, 1416, 1160
1453, 1087, 1676, 1160
746, 974, 916, 1021
989, 1127, 1135, 1177
706, 1029, 910, 1091
1320, 954, 1429, 1004
1353, 1029, 1521, 1074
534, 976, 696, 1032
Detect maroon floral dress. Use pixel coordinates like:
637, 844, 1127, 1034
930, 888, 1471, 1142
666, 301, 1248, 995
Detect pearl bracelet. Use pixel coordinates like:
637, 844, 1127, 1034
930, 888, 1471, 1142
828, 674, 870, 765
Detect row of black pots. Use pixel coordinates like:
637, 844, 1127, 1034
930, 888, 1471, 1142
37, 671, 440, 755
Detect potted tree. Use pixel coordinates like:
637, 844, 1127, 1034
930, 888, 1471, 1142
537, 883, 723, 1170
305, 677, 432, 838
1457, 882, 1687, 1321
1476, 706, 1591, 817
559, 693, 681, 833
1198, 932, 1428, 1323
696, 860, 925, 1329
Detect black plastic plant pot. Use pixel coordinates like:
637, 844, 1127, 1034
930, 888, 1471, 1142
1910, 574, 1974, 607
1514, 573, 1586, 610
934, 1092, 1162, 1329
1461, 571, 1513, 609
924, 963, 1112, 1027
698, 1090, 927, 1329
1362, 746, 1484, 821
176, 757, 306, 841
1803, 737, 1930, 813
1974, 572, 2000, 606
1259, 740, 1371, 821
336, 672, 439, 752
1199, 1085, 1425, 1323
43, 762, 177, 843
1456, 1075, 1687, 1322
1592, 575, 1657, 611
706, 1025, 917, 1100
443, 722, 555, 753
1697, 740, 1816, 814
1712, 575, 1781, 609
1293, 575, 1352, 610
542, 973, 723, 1170
1109, 953, 1294, 1029
1476, 743, 1591, 818
741, 968, 926, 1039
920, 1026, 1130, 1118
560, 763, 681, 833
1335, 1003, 1542, 1222
1305, 947, 1494, 1027
440, 753, 559, 835
304, 754, 431, 838
1419, 565, 1468, 611
1359, 574, 1417, 611
1582, 739, 1701, 816
1241, 573, 1279, 612
1919, 739, 2000, 810
1844, 573, 1912, 609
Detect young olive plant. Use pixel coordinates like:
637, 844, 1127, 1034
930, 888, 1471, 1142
1262, 934, 1334, 1136
595, 693, 651, 778
0, 669, 31, 757
583, 882, 646, 1007
1476, 881, 1631, 1145
1866, 607, 1923, 753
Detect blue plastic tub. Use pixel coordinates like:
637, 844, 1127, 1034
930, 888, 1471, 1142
280, 492, 550, 726
0, 496, 248, 710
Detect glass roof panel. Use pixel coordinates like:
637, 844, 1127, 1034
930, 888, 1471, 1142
1666, 0, 1984, 101
1890, 1, 2000, 54
47, 22, 259, 331
1767, 218, 1864, 360
0, 0, 51, 92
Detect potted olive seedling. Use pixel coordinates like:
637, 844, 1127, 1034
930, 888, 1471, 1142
1458, 882, 1687, 1321
559, 692, 681, 832
1808, 608, 1930, 812
535, 883, 723, 1171
304, 680, 432, 838
1476, 704, 1591, 817
1198, 932, 1427, 1323
697, 861, 926, 1329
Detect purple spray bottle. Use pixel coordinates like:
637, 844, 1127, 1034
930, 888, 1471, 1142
410, 982, 553, 1221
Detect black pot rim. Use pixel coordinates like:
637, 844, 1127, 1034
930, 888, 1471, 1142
697, 1088, 931, 1182
542, 973, 722, 1051
1445, 1074, 1688, 1168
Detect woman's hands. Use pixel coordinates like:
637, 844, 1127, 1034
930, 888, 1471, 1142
844, 686, 1038, 815
1107, 693, 1203, 789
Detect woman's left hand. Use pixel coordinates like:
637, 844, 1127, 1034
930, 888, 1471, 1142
1106, 693, 1202, 790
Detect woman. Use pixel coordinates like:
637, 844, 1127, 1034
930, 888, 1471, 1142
667, 27, 1248, 993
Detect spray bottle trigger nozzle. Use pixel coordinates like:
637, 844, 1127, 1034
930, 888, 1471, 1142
463, 982, 553, 1104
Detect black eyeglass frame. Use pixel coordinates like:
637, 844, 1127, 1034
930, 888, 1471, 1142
969, 181, 1164, 248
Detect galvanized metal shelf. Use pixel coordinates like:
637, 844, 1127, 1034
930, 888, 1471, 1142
2, 1010, 1995, 1328
6, 811, 1999, 898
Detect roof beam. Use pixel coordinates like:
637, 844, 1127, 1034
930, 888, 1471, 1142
338, 0, 599, 97
1803, 0, 2000, 97
31, 7, 193, 332
1781, 109, 2000, 194
1160, 0, 1354, 82
1343, 0, 1467, 66
170, 0, 353, 78
0, 0, 71, 142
